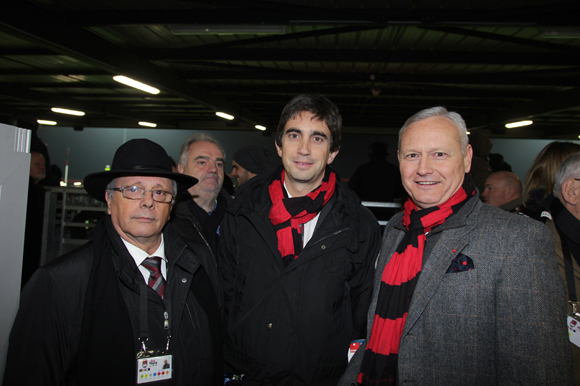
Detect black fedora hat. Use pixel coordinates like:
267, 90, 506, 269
84, 139, 197, 202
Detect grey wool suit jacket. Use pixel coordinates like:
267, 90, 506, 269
340, 195, 574, 386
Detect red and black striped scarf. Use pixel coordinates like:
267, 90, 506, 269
358, 174, 475, 385
269, 167, 336, 266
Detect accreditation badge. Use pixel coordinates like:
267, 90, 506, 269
136, 349, 172, 384
567, 315, 580, 348
348, 339, 365, 363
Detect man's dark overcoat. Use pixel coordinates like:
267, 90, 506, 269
219, 167, 381, 385
4, 217, 223, 386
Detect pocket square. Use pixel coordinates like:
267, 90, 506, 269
445, 253, 475, 274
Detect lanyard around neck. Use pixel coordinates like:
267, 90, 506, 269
138, 281, 172, 352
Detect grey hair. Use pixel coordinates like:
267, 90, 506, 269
178, 133, 225, 169
554, 152, 580, 199
106, 178, 178, 201
398, 106, 469, 154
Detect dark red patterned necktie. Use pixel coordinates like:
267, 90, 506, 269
141, 257, 165, 298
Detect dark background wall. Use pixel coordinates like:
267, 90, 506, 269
37, 127, 401, 181
37, 126, 580, 183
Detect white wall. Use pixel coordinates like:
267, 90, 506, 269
490, 138, 580, 181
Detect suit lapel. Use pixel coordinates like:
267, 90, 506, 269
401, 211, 478, 337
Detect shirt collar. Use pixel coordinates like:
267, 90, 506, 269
200, 199, 218, 215
121, 234, 166, 268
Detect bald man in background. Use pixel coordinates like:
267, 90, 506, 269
481, 171, 524, 213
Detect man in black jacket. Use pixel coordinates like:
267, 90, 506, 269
4, 139, 223, 386
219, 94, 381, 385
171, 133, 232, 258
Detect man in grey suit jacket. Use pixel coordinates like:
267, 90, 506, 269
340, 107, 573, 385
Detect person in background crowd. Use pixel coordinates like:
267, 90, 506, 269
231, 145, 272, 190
171, 133, 232, 257
488, 152, 512, 172
219, 94, 381, 385
348, 141, 404, 203
522, 141, 580, 215
348, 142, 404, 221
481, 171, 524, 213
467, 131, 493, 197
545, 152, 580, 384
340, 106, 572, 386
4, 139, 223, 386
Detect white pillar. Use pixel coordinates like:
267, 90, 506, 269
0, 123, 31, 380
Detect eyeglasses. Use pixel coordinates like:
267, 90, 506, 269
109, 185, 174, 203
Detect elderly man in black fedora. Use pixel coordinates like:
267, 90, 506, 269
4, 139, 223, 386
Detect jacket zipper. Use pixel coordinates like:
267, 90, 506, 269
190, 219, 217, 265
301, 227, 349, 253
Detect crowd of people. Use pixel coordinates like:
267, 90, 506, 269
5, 95, 580, 385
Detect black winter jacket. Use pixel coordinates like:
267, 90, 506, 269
4, 218, 223, 386
219, 167, 381, 386
170, 189, 232, 258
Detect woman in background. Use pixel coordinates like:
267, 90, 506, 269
522, 141, 580, 217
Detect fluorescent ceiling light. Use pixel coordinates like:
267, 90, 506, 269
37, 120, 57, 125
113, 75, 160, 95
255, 125, 267, 131
51, 107, 85, 116
505, 120, 533, 129
216, 112, 234, 120
73, 181, 82, 186
542, 27, 580, 38
466, 131, 471, 135
139, 121, 157, 127
171, 25, 286, 35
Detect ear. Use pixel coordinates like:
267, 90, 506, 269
105, 192, 112, 215
327, 149, 339, 165
464, 145, 473, 173
561, 179, 579, 206
397, 150, 401, 163
177, 163, 184, 173
504, 186, 516, 200
276, 142, 283, 158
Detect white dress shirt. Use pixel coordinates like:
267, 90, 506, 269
121, 235, 167, 284
284, 182, 320, 247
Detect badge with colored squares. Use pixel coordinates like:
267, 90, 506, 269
137, 355, 172, 384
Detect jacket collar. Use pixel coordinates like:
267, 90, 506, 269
229, 164, 364, 257
107, 217, 197, 291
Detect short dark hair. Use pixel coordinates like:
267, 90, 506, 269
275, 94, 341, 153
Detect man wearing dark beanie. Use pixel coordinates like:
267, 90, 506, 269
231, 145, 271, 188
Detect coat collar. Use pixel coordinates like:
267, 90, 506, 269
229, 165, 364, 269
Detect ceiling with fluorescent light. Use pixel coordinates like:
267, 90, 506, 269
1, 0, 579, 139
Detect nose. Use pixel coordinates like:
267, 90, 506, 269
207, 160, 218, 173
141, 190, 155, 209
297, 138, 310, 156
417, 155, 433, 176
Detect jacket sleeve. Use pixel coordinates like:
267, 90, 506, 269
348, 207, 381, 339
3, 268, 79, 386
494, 219, 574, 385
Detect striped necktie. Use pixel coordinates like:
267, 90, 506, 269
141, 257, 165, 298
